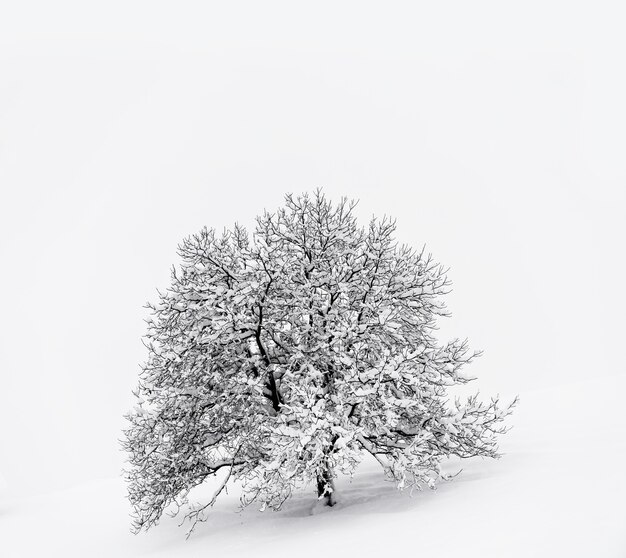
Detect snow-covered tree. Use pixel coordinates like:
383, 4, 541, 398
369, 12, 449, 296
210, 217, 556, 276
123, 190, 516, 534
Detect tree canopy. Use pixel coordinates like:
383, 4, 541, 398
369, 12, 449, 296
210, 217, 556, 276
123, 191, 516, 534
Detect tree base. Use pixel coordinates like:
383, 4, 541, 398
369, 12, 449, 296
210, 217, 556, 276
317, 469, 336, 506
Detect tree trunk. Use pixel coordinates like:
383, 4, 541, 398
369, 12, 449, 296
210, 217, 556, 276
316, 464, 336, 506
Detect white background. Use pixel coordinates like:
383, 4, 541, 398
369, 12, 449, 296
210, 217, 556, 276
1, 0, 624, 503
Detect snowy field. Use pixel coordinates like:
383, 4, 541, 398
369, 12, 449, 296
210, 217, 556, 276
2, 375, 624, 558
2, 2, 626, 557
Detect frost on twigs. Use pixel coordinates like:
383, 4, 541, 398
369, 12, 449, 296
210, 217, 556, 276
122, 190, 517, 535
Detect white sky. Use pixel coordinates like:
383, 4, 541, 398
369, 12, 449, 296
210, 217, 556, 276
1, 1, 624, 494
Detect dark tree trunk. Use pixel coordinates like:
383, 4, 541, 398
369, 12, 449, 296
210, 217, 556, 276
316, 464, 336, 506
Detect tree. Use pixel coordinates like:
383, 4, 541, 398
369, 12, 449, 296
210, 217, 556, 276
123, 190, 516, 535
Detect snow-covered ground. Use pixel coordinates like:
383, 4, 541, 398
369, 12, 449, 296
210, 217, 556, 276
2, 375, 624, 558
2, 2, 625, 557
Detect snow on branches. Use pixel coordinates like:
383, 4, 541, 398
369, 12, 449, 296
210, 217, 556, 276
122, 190, 516, 535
